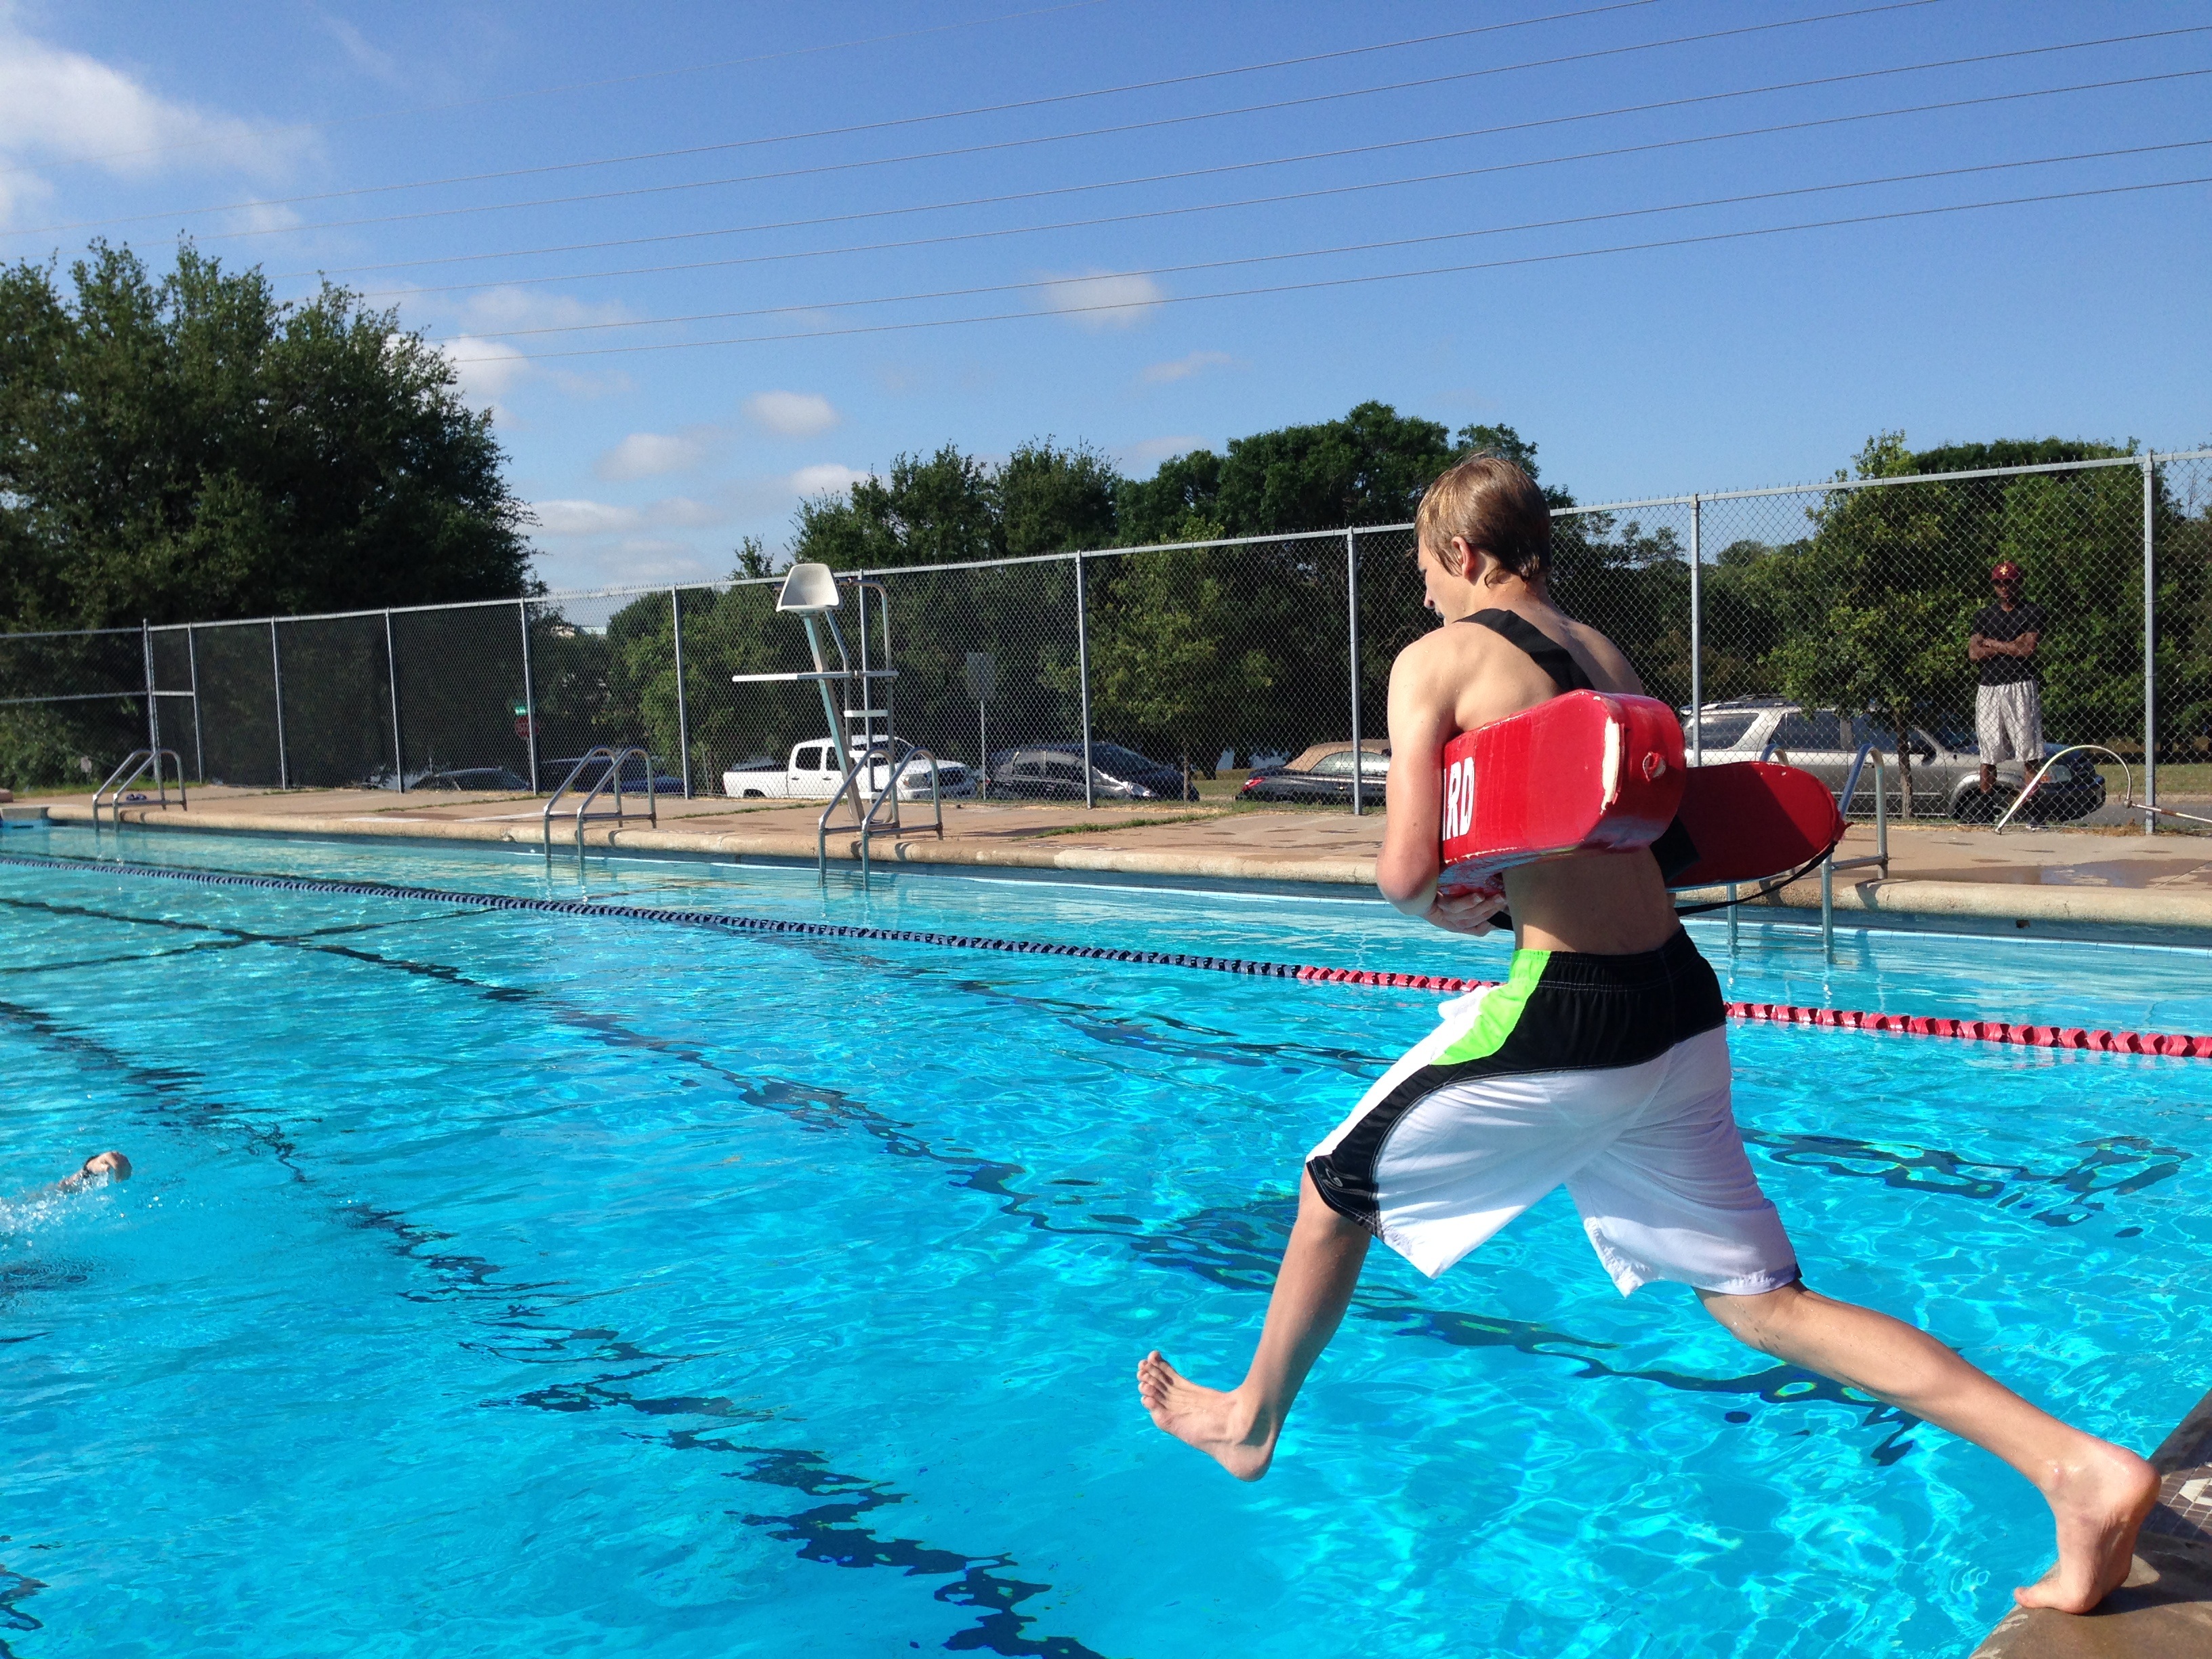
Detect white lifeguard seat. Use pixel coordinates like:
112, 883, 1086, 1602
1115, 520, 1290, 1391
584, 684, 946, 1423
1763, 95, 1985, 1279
777, 562, 840, 615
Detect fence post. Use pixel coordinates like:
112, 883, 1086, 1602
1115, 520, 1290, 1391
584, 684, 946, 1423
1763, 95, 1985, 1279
1688, 495, 1703, 765
1347, 531, 1364, 815
1075, 550, 1094, 809
518, 599, 539, 794
141, 619, 158, 757
670, 587, 692, 800
186, 625, 204, 782
2143, 455, 2156, 836
384, 609, 405, 793
268, 618, 289, 790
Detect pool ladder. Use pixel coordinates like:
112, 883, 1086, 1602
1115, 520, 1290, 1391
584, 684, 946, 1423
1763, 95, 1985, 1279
93, 749, 188, 828
541, 746, 657, 862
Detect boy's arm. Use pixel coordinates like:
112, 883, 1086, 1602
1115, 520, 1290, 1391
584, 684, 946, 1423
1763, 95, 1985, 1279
1376, 646, 1506, 934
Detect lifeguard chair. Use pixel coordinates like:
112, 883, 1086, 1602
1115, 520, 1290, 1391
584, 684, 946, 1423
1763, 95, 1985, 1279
730, 562, 944, 878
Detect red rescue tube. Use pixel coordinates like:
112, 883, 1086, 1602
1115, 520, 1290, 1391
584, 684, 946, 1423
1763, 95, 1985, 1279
1437, 690, 1686, 896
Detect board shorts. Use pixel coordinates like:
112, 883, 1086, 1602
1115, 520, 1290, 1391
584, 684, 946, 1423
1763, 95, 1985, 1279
1975, 680, 2044, 766
1306, 930, 1799, 1296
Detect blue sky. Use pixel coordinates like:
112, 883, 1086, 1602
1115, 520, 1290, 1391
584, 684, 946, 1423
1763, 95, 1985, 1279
2, 0, 2206, 590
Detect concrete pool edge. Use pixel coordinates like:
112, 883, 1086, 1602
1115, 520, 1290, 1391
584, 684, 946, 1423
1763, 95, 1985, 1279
34, 800, 2212, 942
1973, 1388, 2212, 1657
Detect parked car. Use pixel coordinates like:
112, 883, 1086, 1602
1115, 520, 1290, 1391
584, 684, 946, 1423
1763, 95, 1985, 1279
543, 753, 686, 796
722, 740, 974, 801
1681, 698, 2105, 821
409, 766, 531, 792
1239, 743, 1391, 804
986, 742, 1197, 802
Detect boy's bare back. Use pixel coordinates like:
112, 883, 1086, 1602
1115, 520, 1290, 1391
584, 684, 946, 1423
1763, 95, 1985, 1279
1380, 591, 1681, 957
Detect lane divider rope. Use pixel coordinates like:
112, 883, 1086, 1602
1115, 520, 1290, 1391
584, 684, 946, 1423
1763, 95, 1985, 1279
6, 851, 2207, 1060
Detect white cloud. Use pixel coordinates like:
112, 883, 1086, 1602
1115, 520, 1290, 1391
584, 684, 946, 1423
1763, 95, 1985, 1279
532, 499, 642, 538
787, 463, 872, 499
323, 16, 406, 87
459, 286, 630, 335
1033, 271, 1166, 331
745, 390, 840, 437
650, 496, 724, 529
1118, 435, 1212, 470
529, 495, 730, 539
434, 334, 528, 408
596, 430, 708, 482
0, 16, 308, 226
1142, 350, 1235, 386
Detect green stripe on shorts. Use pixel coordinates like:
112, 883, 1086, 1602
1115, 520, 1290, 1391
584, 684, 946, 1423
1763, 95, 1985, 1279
1436, 948, 1551, 1065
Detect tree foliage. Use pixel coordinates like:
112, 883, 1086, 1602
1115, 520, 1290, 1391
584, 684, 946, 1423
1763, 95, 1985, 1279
0, 242, 531, 632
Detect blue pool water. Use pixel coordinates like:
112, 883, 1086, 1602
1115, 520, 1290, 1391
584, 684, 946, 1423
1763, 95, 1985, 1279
3, 823, 2207, 1656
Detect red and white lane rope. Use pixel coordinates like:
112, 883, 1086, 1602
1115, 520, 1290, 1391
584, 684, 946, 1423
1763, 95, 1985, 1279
7, 851, 2208, 1060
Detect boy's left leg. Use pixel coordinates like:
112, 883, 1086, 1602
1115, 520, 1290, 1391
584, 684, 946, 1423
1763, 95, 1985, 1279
1138, 1168, 1370, 1481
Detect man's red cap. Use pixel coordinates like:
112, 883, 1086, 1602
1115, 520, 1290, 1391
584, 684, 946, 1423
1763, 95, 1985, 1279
1990, 561, 2023, 581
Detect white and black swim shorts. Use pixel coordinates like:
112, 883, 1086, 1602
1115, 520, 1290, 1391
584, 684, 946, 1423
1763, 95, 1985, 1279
1307, 930, 1799, 1296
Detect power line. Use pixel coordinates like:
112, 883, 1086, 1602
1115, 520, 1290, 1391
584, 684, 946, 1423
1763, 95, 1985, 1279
308, 41, 2212, 285
358, 68, 2206, 302
430, 141, 2212, 340
9, 0, 1947, 244
441, 175, 2212, 363
0, 0, 1124, 179
0, 0, 1664, 205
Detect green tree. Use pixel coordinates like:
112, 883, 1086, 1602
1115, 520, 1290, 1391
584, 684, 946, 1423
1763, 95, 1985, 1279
1116, 406, 1570, 546
1086, 548, 1274, 777
0, 241, 531, 632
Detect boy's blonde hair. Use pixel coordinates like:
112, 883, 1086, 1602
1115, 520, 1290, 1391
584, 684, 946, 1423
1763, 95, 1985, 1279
1415, 454, 1551, 579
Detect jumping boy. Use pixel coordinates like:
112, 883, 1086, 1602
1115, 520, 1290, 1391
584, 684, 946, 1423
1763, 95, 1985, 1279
1138, 455, 2155, 1615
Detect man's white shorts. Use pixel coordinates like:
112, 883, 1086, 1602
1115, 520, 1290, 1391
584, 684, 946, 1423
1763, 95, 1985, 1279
1307, 932, 1799, 1296
1976, 680, 2044, 766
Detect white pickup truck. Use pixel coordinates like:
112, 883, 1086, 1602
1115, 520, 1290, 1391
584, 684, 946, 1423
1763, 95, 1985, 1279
722, 741, 975, 802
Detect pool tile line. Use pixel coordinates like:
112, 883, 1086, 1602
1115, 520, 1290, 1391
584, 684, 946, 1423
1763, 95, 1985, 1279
9, 851, 2211, 1061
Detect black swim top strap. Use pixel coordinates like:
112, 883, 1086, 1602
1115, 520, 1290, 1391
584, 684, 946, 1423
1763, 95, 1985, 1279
1460, 609, 1595, 693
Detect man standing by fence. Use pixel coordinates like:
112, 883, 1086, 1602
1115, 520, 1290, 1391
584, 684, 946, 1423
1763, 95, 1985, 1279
1969, 561, 2047, 800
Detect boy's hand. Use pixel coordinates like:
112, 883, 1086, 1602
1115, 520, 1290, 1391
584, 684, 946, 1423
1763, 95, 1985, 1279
1425, 886, 1508, 936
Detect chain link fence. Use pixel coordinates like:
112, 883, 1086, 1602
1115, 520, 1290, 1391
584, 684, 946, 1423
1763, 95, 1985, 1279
4, 450, 2207, 826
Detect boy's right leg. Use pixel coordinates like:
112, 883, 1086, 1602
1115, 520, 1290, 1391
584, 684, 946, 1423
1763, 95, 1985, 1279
1138, 1168, 1370, 1481
1699, 1282, 2158, 1614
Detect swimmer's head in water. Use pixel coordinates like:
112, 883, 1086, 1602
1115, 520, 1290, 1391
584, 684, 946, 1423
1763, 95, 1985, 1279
79, 1151, 131, 1183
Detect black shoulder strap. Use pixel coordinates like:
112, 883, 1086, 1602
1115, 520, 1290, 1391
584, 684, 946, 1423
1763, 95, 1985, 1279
1460, 609, 1595, 693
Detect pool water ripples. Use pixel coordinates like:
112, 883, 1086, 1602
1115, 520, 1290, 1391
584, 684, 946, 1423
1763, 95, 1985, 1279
0, 827, 2207, 1655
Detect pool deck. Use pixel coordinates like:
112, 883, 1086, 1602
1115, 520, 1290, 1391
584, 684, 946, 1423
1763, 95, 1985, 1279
1973, 1389, 2212, 1657
16, 785, 2212, 937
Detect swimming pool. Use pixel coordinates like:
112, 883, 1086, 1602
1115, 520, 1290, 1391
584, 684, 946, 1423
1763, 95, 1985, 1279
3, 824, 2205, 1656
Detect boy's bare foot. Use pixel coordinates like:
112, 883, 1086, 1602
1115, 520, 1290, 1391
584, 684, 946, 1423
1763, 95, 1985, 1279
2013, 1441, 2160, 1613
1136, 1351, 1276, 1481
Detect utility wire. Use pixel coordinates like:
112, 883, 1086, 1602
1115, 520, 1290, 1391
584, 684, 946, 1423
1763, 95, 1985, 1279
0, 0, 1126, 178
1, 0, 1664, 198
360, 68, 2206, 301
431, 141, 2212, 340
443, 175, 2212, 362
281, 22, 2212, 282
9, 0, 1947, 243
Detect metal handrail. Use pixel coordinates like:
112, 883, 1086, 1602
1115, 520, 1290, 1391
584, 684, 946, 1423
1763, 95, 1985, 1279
541, 745, 657, 861
1994, 743, 2212, 834
859, 746, 945, 880
92, 748, 187, 827
1822, 747, 1891, 961
814, 741, 948, 882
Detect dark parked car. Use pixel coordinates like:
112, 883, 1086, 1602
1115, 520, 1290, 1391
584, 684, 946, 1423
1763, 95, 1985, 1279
542, 753, 687, 796
410, 766, 531, 792
987, 742, 1198, 802
1239, 743, 1389, 804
